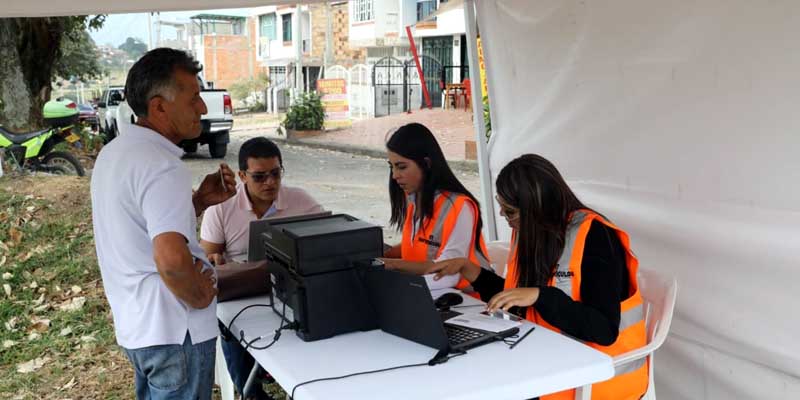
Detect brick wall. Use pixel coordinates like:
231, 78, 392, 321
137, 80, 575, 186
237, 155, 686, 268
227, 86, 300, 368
201, 29, 266, 90
310, 3, 366, 67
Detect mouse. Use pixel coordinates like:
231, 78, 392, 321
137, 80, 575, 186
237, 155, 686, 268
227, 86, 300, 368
434, 292, 464, 309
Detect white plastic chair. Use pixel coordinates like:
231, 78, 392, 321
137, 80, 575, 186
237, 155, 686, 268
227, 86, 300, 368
215, 339, 235, 400
612, 268, 678, 400
486, 240, 511, 278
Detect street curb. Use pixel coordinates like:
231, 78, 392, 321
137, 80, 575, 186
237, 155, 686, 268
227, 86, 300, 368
270, 137, 479, 173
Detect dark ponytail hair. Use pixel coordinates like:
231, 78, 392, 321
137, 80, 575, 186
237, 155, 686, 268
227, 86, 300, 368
386, 123, 484, 254
496, 154, 591, 287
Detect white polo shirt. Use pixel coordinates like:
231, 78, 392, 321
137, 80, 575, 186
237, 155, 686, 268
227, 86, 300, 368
91, 123, 218, 349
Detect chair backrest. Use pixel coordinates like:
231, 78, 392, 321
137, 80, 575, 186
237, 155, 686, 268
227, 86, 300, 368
638, 268, 678, 349
613, 267, 678, 367
486, 240, 510, 278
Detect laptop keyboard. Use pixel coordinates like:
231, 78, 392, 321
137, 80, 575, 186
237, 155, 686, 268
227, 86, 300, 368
445, 324, 485, 346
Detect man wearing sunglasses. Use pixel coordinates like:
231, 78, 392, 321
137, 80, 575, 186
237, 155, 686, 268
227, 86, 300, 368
199, 136, 322, 399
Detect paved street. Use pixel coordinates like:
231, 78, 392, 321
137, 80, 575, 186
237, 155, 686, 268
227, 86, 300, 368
184, 132, 481, 243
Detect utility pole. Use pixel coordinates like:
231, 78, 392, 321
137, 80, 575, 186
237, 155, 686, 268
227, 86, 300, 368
294, 4, 303, 95
155, 12, 161, 48
325, 2, 333, 70
147, 13, 153, 50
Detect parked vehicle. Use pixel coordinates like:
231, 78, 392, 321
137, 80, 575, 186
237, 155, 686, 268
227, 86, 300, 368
109, 76, 233, 158
181, 76, 233, 158
78, 103, 99, 132
96, 86, 124, 141
0, 98, 86, 176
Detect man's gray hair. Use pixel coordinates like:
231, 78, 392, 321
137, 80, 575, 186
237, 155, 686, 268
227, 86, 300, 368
124, 48, 202, 118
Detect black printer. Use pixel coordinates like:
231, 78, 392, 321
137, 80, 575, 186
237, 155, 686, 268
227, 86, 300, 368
261, 213, 382, 341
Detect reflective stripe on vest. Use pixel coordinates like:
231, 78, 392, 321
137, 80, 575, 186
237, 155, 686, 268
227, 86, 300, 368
401, 192, 491, 289
503, 210, 648, 400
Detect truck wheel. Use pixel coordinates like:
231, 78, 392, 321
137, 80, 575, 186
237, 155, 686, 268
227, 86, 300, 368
183, 142, 198, 153
209, 142, 227, 159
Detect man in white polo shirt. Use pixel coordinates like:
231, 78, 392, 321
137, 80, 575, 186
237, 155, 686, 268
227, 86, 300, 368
200, 137, 322, 399
91, 48, 236, 400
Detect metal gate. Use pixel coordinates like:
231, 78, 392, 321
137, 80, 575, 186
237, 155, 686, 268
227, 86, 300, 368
423, 36, 453, 83
372, 57, 404, 117
404, 54, 444, 110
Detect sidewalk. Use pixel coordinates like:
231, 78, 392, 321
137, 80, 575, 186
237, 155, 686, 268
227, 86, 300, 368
233, 108, 479, 169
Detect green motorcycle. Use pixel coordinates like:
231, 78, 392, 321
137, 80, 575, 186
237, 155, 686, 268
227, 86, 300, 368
0, 98, 86, 176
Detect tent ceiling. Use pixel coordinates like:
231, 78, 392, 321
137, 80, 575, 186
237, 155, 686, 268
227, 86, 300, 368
2, 0, 320, 18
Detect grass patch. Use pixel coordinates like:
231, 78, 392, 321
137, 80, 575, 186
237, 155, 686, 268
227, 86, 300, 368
0, 176, 131, 399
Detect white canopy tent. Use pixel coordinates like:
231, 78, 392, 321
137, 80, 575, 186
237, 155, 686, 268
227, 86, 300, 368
3, 0, 799, 398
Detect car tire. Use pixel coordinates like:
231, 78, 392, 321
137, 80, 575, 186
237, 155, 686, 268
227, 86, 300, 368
209, 142, 227, 159
183, 142, 198, 153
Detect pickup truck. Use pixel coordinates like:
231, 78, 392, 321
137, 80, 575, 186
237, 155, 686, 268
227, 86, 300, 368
100, 76, 233, 158
96, 86, 124, 139
183, 76, 233, 158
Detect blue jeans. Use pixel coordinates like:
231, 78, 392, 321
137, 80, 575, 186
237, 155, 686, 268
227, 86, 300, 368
221, 338, 272, 399
123, 332, 216, 400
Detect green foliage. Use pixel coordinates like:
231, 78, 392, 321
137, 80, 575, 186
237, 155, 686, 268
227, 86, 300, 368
229, 73, 270, 105
118, 37, 147, 60
282, 92, 324, 131
55, 30, 102, 82
483, 96, 492, 140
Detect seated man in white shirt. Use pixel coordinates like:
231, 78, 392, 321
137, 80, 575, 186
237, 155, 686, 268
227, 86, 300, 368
200, 136, 323, 399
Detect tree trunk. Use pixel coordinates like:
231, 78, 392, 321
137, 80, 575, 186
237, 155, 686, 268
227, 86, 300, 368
0, 18, 65, 131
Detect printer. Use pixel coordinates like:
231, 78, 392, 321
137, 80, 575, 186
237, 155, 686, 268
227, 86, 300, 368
261, 213, 382, 341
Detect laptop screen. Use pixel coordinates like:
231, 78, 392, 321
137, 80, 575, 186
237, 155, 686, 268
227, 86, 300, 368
363, 268, 450, 351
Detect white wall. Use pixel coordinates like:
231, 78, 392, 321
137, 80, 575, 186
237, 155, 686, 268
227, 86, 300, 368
256, 6, 310, 64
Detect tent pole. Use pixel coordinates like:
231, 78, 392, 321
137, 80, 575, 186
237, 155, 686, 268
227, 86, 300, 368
463, 0, 497, 241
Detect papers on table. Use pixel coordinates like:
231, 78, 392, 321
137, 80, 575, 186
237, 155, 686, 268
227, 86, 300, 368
424, 273, 460, 290
445, 311, 522, 333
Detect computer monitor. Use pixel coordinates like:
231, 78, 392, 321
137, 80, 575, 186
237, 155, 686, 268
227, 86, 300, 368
246, 211, 333, 262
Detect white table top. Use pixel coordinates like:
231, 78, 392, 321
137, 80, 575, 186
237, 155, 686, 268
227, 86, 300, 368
217, 289, 613, 400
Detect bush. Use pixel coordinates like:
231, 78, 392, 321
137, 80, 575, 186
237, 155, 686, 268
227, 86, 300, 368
483, 96, 492, 140
282, 92, 324, 131
229, 73, 270, 106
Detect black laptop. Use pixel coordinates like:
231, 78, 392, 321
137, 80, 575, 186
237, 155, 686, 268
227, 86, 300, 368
364, 267, 519, 354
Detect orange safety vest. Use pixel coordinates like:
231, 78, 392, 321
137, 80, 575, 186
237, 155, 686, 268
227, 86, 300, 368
504, 209, 648, 400
401, 191, 491, 292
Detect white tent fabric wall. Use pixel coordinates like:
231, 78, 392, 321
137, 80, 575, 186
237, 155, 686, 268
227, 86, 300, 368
475, 1, 800, 399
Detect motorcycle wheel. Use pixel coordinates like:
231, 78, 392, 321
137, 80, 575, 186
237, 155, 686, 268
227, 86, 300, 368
42, 151, 85, 176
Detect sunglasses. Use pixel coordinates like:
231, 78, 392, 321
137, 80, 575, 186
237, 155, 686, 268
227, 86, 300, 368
245, 167, 284, 183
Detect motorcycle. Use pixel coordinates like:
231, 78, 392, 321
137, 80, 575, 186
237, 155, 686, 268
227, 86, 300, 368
0, 98, 86, 176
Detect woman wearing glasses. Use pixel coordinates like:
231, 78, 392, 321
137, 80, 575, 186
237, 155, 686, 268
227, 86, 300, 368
199, 137, 323, 400
380, 123, 491, 291
429, 154, 647, 400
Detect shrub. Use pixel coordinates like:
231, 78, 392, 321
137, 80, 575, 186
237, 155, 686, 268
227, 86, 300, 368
282, 92, 324, 131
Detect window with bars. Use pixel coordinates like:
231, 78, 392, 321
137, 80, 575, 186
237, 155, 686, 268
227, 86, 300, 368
269, 66, 288, 86
352, 0, 374, 22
